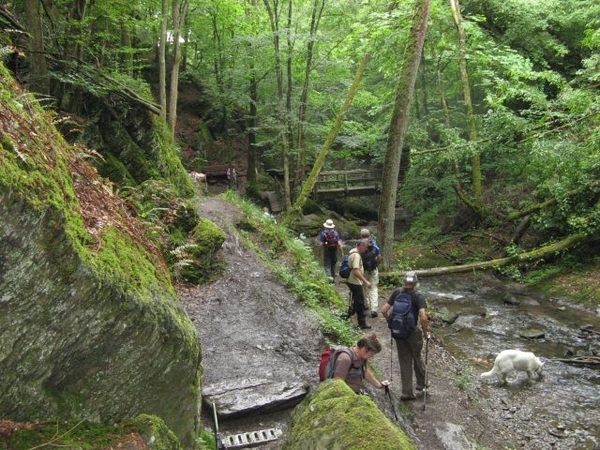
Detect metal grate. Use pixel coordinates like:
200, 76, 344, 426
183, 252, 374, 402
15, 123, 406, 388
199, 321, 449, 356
222, 427, 282, 449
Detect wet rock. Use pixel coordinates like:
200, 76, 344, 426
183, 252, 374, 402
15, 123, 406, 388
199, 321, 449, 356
439, 307, 460, 324
503, 295, 522, 306
519, 328, 545, 339
203, 378, 308, 418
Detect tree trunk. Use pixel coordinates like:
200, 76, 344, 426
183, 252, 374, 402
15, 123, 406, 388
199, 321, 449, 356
295, 0, 324, 184
449, 0, 484, 213
24, 0, 49, 95
158, 0, 168, 120
246, 0, 260, 190
168, 0, 189, 133
382, 232, 589, 280
378, 0, 432, 269
263, 0, 292, 210
282, 52, 371, 224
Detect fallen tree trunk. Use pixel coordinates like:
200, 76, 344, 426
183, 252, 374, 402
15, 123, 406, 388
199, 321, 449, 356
381, 232, 588, 282
551, 356, 600, 367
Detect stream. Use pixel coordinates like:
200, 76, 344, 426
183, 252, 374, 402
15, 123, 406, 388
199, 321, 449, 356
423, 273, 600, 449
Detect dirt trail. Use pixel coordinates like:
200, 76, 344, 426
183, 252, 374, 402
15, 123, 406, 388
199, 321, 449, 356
179, 196, 581, 450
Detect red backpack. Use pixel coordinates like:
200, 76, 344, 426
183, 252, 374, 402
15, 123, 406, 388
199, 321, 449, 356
324, 229, 339, 248
318, 346, 351, 381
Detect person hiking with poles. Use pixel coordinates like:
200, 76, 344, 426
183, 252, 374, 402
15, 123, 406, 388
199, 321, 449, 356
381, 271, 431, 401
331, 332, 390, 394
346, 238, 372, 329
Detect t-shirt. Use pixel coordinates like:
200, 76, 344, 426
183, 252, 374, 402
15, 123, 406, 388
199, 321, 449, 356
333, 348, 365, 393
386, 288, 427, 325
347, 248, 363, 285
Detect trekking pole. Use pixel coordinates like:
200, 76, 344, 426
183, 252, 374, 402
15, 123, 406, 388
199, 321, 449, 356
390, 335, 394, 383
385, 335, 399, 421
212, 402, 226, 450
422, 335, 430, 412
384, 384, 399, 421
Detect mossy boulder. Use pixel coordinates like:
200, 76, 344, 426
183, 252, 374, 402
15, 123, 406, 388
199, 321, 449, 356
177, 218, 227, 283
0, 64, 201, 449
282, 380, 415, 450
1, 414, 184, 450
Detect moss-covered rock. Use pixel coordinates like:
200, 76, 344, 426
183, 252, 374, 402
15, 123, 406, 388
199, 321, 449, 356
0, 63, 201, 448
1, 414, 184, 449
282, 380, 415, 450
176, 218, 227, 283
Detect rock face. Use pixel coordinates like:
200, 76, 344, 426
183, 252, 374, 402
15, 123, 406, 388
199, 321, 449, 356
282, 380, 415, 450
0, 67, 201, 448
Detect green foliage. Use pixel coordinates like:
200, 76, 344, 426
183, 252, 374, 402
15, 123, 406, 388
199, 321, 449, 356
455, 363, 474, 391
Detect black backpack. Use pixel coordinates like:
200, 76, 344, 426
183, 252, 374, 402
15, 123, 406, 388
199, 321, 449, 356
324, 229, 339, 248
388, 290, 417, 340
362, 241, 378, 272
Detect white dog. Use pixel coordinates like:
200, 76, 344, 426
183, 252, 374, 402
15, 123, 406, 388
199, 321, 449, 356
480, 350, 544, 384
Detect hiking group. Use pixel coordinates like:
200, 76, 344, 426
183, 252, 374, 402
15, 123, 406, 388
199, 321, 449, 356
321, 268, 431, 405
318, 220, 382, 328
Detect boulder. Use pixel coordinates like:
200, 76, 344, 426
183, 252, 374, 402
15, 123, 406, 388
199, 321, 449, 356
282, 380, 415, 450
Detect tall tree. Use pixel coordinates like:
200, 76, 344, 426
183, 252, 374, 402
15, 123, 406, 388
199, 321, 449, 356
263, 0, 292, 209
449, 0, 484, 215
168, 0, 190, 133
294, 0, 324, 184
378, 0, 432, 269
24, 0, 48, 94
159, 0, 168, 120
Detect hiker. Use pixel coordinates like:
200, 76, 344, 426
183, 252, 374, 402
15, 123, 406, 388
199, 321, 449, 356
381, 271, 430, 401
360, 228, 382, 318
227, 166, 238, 189
318, 219, 343, 279
333, 332, 390, 394
346, 238, 372, 329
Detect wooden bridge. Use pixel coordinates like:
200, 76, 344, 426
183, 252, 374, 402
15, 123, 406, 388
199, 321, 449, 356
311, 169, 382, 199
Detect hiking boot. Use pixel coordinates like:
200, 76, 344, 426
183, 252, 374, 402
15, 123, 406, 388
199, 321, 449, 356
359, 324, 372, 329
400, 395, 416, 401
370, 311, 378, 318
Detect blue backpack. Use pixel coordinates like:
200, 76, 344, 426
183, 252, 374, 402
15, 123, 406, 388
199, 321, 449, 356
388, 291, 416, 340
339, 255, 351, 278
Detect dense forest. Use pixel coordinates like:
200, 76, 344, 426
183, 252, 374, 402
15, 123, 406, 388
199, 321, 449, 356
1, 1, 600, 448
1, 0, 599, 276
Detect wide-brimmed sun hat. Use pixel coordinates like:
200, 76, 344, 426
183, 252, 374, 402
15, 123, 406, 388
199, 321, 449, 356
323, 219, 335, 228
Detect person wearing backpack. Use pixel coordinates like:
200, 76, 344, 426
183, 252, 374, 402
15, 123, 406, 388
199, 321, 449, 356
346, 239, 372, 329
331, 333, 389, 394
360, 229, 382, 318
381, 271, 430, 401
317, 219, 344, 280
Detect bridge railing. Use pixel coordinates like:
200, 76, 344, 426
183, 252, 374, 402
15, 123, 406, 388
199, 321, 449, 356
312, 169, 382, 197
